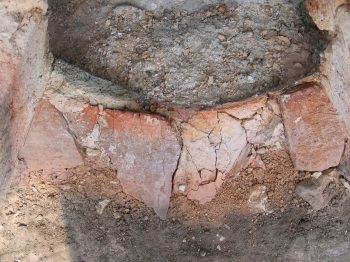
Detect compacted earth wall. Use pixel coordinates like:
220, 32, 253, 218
0, 0, 350, 219
0, 1, 49, 195
308, 0, 350, 131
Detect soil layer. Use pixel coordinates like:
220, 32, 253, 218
1, 151, 350, 261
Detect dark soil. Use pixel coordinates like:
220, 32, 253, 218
1, 151, 350, 261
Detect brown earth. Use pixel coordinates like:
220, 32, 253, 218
2, 150, 350, 261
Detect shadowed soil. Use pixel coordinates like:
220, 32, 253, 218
1, 151, 350, 261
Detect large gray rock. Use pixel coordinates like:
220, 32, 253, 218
48, 0, 326, 105
296, 174, 337, 210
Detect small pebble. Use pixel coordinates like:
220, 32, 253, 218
113, 212, 122, 220
178, 184, 187, 192
256, 148, 267, 154
223, 224, 231, 230
218, 33, 226, 41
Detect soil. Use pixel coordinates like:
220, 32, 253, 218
2, 150, 350, 261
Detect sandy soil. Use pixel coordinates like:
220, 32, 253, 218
1, 150, 350, 261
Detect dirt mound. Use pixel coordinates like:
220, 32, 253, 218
3, 149, 350, 261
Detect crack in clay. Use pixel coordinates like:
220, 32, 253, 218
54, 103, 86, 161
184, 121, 214, 136
219, 110, 248, 122
184, 146, 201, 175
8, 15, 30, 53
171, 142, 183, 192
221, 112, 250, 174
82, 120, 101, 150
214, 111, 223, 176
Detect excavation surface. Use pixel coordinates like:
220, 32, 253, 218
1, 151, 350, 261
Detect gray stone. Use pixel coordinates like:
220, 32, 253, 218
46, 60, 142, 111
296, 175, 337, 210
48, 0, 326, 105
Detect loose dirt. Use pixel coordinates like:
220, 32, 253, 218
1, 150, 350, 261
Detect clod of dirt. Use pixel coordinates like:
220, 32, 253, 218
248, 185, 271, 213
